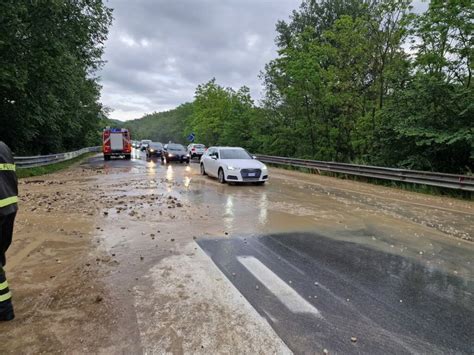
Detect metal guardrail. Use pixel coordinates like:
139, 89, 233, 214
13, 148, 473, 191
256, 154, 474, 192
15, 146, 101, 168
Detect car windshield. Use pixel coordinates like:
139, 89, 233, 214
168, 144, 185, 151
150, 143, 162, 149
220, 149, 252, 160
194, 144, 205, 149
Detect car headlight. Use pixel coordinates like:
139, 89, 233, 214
168, 153, 173, 157
261, 164, 268, 170
150, 149, 155, 152
227, 166, 240, 171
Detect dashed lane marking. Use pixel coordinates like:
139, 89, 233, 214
238, 255, 322, 317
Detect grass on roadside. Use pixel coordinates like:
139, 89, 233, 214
16, 152, 97, 178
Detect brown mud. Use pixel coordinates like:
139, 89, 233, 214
0, 153, 472, 353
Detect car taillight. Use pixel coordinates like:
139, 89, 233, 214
192, 148, 195, 151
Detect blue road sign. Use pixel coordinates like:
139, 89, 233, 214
187, 133, 195, 142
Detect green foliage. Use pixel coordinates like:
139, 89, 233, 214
188, 79, 254, 147
258, 0, 473, 173
0, 0, 113, 155
376, 70, 473, 171
121, 103, 194, 144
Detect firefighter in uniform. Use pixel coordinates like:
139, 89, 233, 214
0, 141, 18, 321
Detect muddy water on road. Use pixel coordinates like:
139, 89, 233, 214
1, 153, 472, 354
89, 154, 473, 352
95, 155, 472, 352
170, 161, 473, 278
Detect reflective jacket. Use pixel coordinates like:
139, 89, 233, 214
0, 142, 18, 216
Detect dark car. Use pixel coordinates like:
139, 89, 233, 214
162, 143, 190, 163
146, 142, 163, 158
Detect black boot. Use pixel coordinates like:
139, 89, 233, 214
0, 299, 14, 321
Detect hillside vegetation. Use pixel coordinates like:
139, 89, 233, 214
121, 103, 193, 144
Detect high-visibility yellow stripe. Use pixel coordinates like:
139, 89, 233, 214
0, 281, 8, 291
0, 196, 18, 208
0, 291, 11, 302
0, 163, 15, 171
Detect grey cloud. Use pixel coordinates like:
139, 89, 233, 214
100, 0, 426, 121
99, 0, 297, 120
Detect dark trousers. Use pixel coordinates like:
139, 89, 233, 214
0, 212, 16, 267
0, 212, 15, 319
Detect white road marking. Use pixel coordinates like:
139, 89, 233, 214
237, 256, 322, 318
134, 245, 292, 354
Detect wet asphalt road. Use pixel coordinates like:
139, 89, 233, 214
84, 151, 473, 354
198, 233, 473, 354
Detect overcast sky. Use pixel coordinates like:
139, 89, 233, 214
99, 0, 427, 121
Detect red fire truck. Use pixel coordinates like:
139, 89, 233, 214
102, 127, 132, 160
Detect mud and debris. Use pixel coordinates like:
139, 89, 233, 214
134, 244, 290, 354
0, 153, 472, 353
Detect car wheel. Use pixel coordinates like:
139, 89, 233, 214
200, 164, 207, 175
218, 169, 226, 184
255, 181, 265, 186
186, 159, 190, 164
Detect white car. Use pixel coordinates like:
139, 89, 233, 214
187, 143, 207, 159
140, 139, 152, 151
200, 147, 268, 185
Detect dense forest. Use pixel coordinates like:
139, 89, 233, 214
127, 0, 472, 174
0, 0, 112, 155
